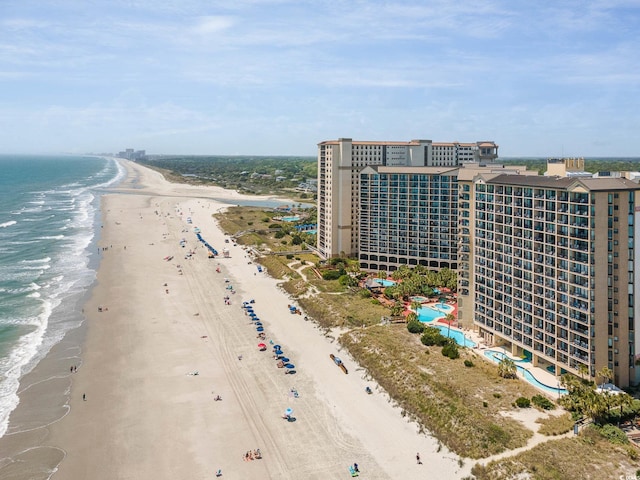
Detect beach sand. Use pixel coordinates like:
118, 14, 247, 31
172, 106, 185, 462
0, 160, 468, 479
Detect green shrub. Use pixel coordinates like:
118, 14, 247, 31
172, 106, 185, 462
268, 223, 281, 229
407, 319, 425, 334
262, 217, 270, 222
286, 254, 294, 259
274, 230, 286, 239
531, 394, 556, 410
464, 359, 474, 367
483, 401, 488, 408
515, 397, 531, 408
339, 274, 358, 287
442, 341, 459, 359
247, 221, 253, 226
493, 393, 502, 399
420, 327, 448, 346
322, 270, 342, 281
593, 424, 629, 445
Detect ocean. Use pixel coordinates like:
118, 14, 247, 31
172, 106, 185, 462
0, 154, 124, 438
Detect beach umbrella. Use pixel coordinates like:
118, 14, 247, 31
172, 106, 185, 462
273, 345, 281, 350
256, 326, 264, 332
274, 349, 283, 355
284, 363, 295, 369
252, 318, 260, 322
284, 408, 293, 416
255, 322, 263, 327
257, 343, 267, 348
280, 357, 289, 362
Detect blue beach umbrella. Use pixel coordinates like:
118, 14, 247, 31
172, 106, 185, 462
256, 326, 264, 332
284, 408, 293, 416
273, 345, 281, 350
274, 349, 283, 355
284, 363, 295, 369
280, 357, 289, 362
255, 322, 262, 327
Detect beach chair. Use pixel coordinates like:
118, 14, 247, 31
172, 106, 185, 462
348, 466, 359, 477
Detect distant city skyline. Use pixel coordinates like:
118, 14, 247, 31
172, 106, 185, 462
1, 1, 639, 157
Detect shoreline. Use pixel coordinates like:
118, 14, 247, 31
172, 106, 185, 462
0, 160, 467, 479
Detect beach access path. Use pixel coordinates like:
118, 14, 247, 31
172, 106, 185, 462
44, 160, 468, 479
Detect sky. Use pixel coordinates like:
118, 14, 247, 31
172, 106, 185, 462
1, 0, 640, 157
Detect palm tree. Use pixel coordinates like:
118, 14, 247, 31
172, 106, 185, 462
497, 357, 517, 379
377, 270, 387, 280
596, 366, 614, 388
389, 301, 404, 317
410, 300, 422, 314
577, 363, 589, 382
406, 312, 418, 323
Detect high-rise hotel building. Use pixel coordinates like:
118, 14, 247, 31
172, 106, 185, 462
317, 138, 498, 259
460, 171, 640, 387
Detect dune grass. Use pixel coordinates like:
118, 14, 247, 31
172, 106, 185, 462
536, 412, 574, 436
470, 427, 639, 479
340, 325, 539, 458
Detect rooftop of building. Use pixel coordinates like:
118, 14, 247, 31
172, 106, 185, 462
486, 174, 640, 191
318, 139, 498, 147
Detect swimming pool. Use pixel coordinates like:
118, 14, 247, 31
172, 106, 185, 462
375, 279, 397, 287
410, 295, 429, 303
281, 216, 301, 222
417, 303, 454, 322
435, 325, 477, 348
483, 350, 568, 395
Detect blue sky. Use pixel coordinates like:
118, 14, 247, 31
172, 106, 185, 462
1, 0, 639, 157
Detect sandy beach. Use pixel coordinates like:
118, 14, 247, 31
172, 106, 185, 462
0, 160, 468, 479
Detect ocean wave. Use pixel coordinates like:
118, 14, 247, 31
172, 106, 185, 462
0, 220, 17, 228
36, 235, 65, 240
20, 257, 51, 264
0, 303, 50, 438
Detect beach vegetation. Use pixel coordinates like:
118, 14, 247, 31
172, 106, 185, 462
420, 327, 448, 347
535, 412, 574, 436
340, 325, 539, 458
531, 394, 555, 410
406, 319, 424, 334
497, 357, 517, 379
470, 428, 638, 480
514, 397, 530, 408
441, 341, 459, 359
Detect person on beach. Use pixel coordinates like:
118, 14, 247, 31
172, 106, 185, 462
416, 452, 422, 464
83, 393, 86, 401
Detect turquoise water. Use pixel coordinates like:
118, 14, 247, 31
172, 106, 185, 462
0, 155, 123, 437
434, 325, 477, 348
417, 303, 454, 322
375, 279, 396, 287
281, 216, 301, 222
410, 296, 428, 303
483, 350, 568, 395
